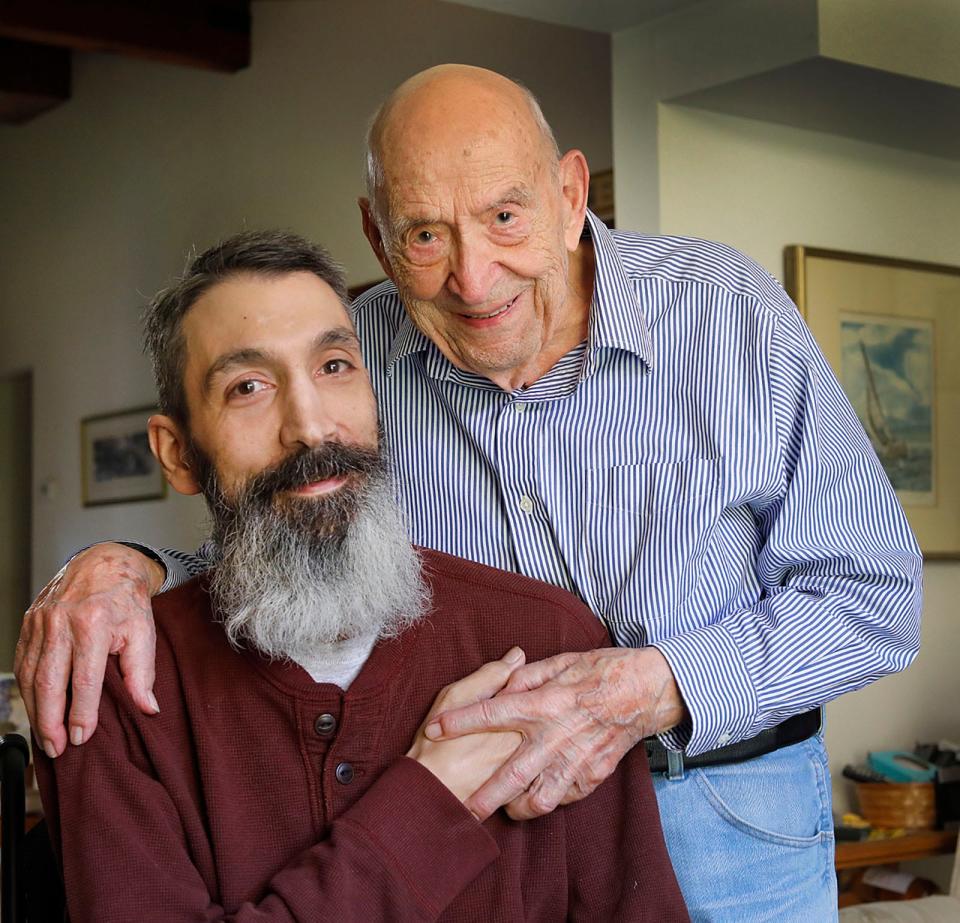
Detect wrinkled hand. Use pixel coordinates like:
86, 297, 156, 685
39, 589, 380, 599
15, 543, 164, 758
423, 646, 686, 822
407, 647, 526, 818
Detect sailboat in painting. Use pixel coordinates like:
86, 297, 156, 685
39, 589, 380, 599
859, 340, 909, 465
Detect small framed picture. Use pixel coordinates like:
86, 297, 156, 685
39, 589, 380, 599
587, 168, 615, 228
785, 245, 960, 558
80, 406, 166, 507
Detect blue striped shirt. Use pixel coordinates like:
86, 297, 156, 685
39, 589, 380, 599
156, 211, 922, 757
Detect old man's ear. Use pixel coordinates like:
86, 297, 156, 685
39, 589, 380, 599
148, 415, 201, 496
358, 198, 396, 282
557, 150, 590, 252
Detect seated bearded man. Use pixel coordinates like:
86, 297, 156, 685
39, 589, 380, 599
34, 230, 689, 923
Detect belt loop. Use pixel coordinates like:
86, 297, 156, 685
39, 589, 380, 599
666, 749, 685, 781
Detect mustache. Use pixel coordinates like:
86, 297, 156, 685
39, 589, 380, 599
240, 442, 385, 507
191, 440, 385, 513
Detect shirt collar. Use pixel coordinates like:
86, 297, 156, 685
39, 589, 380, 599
385, 312, 436, 376
385, 320, 502, 390
583, 209, 653, 374
384, 208, 655, 382
384, 291, 473, 384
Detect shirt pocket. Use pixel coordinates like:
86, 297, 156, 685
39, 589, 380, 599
579, 457, 722, 631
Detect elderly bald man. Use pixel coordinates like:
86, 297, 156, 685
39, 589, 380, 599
19, 64, 921, 921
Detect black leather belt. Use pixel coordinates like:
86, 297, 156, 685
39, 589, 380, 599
645, 708, 822, 774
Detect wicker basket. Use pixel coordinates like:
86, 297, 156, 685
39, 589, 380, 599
855, 781, 936, 829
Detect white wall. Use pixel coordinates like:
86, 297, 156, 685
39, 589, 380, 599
655, 104, 960, 817
0, 0, 611, 595
657, 104, 960, 281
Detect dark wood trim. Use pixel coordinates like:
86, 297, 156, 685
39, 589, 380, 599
0, 37, 70, 124
348, 279, 387, 301
0, 1, 250, 74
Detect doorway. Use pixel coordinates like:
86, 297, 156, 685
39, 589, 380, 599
0, 371, 32, 670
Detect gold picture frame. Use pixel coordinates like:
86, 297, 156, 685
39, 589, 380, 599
587, 168, 615, 228
81, 405, 166, 507
785, 246, 960, 558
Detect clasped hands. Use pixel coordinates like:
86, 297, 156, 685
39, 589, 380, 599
414, 644, 686, 821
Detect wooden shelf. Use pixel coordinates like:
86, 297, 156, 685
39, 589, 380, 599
836, 829, 958, 870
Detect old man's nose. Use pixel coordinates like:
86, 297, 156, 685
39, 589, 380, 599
446, 237, 500, 305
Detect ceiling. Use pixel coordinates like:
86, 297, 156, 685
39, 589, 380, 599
0, 0, 710, 126
438, 0, 709, 33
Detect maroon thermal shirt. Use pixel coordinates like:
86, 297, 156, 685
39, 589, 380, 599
36, 547, 688, 922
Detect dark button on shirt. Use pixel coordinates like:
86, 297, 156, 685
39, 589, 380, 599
335, 762, 354, 785
314, 713, 337, 737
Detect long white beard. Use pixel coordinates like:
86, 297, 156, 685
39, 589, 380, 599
208, 471, 430, 663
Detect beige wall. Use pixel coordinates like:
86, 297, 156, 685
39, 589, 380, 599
654, 103, 960, 834
0, 0, 611, 595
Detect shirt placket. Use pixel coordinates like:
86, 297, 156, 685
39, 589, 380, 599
494, 395, 574, 593
296, 694, 343, 832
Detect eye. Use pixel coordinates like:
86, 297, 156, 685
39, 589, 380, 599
495, 210, 514, 224
321, 358, 353, 375
400, 224, 446, 267
231, 379, 268, 398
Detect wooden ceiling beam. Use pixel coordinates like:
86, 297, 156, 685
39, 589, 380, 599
0, 1, 250, 74
0, 37, 69, 124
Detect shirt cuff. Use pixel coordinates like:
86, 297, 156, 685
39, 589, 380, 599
653, 622, 759, 757
337, 757, 499, 916
66, 541, 179, 592
66, 542, 211, 595
114, 543, 199, 594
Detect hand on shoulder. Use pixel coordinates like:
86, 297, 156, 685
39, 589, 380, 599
16, 543, 163, 757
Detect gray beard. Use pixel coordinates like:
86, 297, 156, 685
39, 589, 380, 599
205, 464, 430, 663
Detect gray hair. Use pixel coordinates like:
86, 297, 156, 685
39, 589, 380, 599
364, 79, 561, 228
208, 457, 430, 656
142, 229, 349, 426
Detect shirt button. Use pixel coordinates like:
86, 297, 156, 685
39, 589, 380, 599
717, 732, 732, 746
335, 762, 355, 785
513, 402, 526, 413
314, 713, 337, 737
519, 495, 534, 513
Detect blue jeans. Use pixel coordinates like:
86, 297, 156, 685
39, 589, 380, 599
653, 734, 837, 922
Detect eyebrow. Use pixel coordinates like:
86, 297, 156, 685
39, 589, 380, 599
493, 186, 534, 210
202, 326, 361, 395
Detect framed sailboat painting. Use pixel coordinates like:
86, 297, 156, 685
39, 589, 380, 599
785, 246, 960, 558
